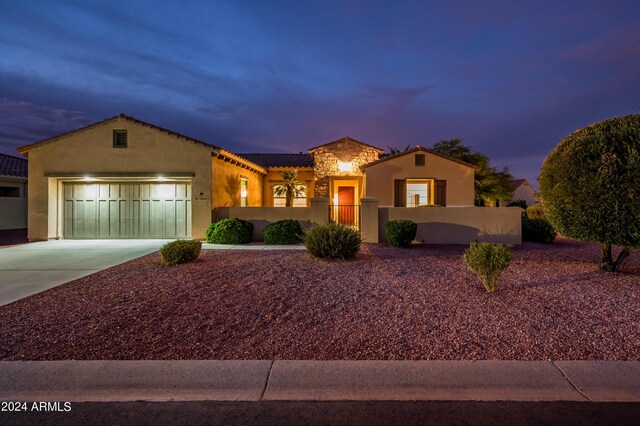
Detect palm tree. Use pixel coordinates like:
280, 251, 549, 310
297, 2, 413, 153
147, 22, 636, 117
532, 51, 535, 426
273, 170, 305, 207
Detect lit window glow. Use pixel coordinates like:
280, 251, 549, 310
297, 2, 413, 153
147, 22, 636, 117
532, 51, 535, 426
406, 180, 432, 207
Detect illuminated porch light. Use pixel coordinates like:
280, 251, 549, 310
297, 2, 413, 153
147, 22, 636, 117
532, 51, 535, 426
337, 160, 353, 172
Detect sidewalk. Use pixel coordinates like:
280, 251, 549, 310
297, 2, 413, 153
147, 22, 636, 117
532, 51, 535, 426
1, 360, 638, 402
202, 243, 305, 250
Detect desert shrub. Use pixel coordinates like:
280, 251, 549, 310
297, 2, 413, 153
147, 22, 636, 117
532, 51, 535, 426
463, 242, 512, 293
539, 113, 640, 271
303, 221, 361, 260
385, 219, 417, 248
263, 219, 302, 245
206, 218, 253, 244
160, 239, 202, 266
507, 199, 528, 209
526, 204, 547, 220
522, 218, 556, 243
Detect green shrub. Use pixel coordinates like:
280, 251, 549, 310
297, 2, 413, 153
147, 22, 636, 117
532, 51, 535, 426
160, 239, 202, 266
263, 219, 302, 245
303, 221, 361, 260
539, 113, 640, 271
385, 219, 417, 248
463, 242, 512, 293
206, 218, 253, 244
526, 204, 546, 220
507, 199, 528, 209
522, 218, 556, 243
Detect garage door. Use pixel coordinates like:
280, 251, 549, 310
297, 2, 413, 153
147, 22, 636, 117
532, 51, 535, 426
63, 183, 191, 239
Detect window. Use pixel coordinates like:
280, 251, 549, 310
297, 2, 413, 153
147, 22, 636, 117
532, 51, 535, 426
415, 154, 425, 166
113, 130, 127, 148
0, 186, 20, 197
406, 179, 433, 207
240, 177, 248, 206
273, 184, 307, 207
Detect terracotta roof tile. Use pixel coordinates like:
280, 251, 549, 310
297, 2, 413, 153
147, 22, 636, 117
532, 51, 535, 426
0, 153, 27, 178
239, 153, 314, 168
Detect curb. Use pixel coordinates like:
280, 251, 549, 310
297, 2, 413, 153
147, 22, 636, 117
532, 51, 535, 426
1, 360, 639, 403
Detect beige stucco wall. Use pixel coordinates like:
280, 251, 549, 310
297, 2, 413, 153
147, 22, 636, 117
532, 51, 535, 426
0, 177, 28, 197
24, 117, 214, 241
211, 157, 263, 208
218, 206, 311, 241
379, 206, 522, 245
0, 197, 27, 230
364, 151, 476, 207
262, 169, 315, 207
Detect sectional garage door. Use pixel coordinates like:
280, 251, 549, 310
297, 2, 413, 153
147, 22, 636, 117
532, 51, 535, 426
63, 183, 191, 239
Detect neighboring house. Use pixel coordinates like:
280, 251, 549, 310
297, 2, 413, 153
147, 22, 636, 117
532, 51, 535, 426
17, 114, 478, 241
508, 179, 539, 207
0, 153, 28, 230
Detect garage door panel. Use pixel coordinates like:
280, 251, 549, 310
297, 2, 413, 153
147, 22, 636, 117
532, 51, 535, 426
64, 182, 191, 239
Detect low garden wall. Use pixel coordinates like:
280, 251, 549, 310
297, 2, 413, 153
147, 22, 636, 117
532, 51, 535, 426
379, 206, 522, 245
0, 197, 27, 230
217, 206, 312, 242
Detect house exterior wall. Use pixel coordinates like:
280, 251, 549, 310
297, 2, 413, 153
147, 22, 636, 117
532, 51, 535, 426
218, 206, 312, 241
262, 169, 315, 207
0, 177, 27, 197
310, 140, 380, 198
511, 183, 539, 207
364, 151, 475, 207
25, 118, 213, 241
211, 157, 263, 208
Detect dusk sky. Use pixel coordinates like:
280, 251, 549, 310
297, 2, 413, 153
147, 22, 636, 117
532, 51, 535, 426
1, 0, 639, 185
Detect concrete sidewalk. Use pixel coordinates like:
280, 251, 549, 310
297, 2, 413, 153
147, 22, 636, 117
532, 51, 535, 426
202, 243, 305, 250
1, 360, 638, 402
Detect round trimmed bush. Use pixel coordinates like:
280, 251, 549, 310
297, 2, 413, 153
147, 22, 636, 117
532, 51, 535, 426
539, 113, 640, 271
385, 219, 417, 248
303, 222, 361, 260
526, 204, 546, 220
263, 219, 302, 245
522, 218, 556, 243
160, 239, 202, 266
206, 218, 253, 244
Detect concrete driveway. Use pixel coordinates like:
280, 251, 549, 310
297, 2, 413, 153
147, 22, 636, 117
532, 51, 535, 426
0, 240, 170, 306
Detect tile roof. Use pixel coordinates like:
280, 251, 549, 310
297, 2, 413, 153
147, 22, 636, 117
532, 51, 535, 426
0, 153, 28, 178
510, 179, 528, 190
238, 153, 314, 168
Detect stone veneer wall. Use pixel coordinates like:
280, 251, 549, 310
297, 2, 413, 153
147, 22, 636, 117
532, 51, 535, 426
310, 140, 381, 197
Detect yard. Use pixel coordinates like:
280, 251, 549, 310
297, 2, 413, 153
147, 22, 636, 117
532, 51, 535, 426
0, 238, 638, 361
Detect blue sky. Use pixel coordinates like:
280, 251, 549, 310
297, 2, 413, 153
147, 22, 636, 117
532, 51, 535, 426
1, 0, 639, 184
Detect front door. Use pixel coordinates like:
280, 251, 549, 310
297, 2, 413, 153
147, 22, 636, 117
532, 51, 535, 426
337, 186, 355, 225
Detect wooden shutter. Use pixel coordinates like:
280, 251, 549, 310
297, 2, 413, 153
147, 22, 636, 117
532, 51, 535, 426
435, 180, 446, 206
394, 179, 406, 207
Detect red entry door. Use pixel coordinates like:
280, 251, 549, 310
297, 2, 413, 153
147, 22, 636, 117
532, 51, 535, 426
337, 186, 355, 225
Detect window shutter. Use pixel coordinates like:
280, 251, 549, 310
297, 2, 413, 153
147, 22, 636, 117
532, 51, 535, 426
394, 179, 406, 207
435, 180, 446, 206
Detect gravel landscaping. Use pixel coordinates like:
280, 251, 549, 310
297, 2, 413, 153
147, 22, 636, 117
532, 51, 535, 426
0, 237, 638, 360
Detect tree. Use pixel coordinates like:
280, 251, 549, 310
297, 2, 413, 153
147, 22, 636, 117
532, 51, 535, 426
387, 144, 411, 154
539, 114, 640, 272
432, 139, 513, 205
273, 170, 305, 207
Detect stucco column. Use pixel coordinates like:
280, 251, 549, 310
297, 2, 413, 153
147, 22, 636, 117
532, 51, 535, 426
309, 197, 329, 224
360, 197, 379, 243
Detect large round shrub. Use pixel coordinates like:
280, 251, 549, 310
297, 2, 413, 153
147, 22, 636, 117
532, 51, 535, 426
522, 218, 556, 243
385, 219, 417, 248
302, 222, 361, 260
539, 114, 640, 271
526, 204, 547, 220
206, 218, 253, 244
263, 219, 302, 245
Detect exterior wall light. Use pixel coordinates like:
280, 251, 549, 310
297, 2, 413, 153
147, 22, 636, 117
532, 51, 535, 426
337, 161, 353, 172
157, 176, 167, 182
83, 176, 95, 182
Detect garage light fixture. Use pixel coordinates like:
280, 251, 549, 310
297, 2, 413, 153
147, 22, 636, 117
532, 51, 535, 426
83, 176, 95, 182
157, 176, 167, 182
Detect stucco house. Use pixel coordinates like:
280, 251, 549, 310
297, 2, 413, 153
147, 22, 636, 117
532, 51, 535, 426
17, 114, 479, 241
508, 179, 539, 207
0, 153, 28, 230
